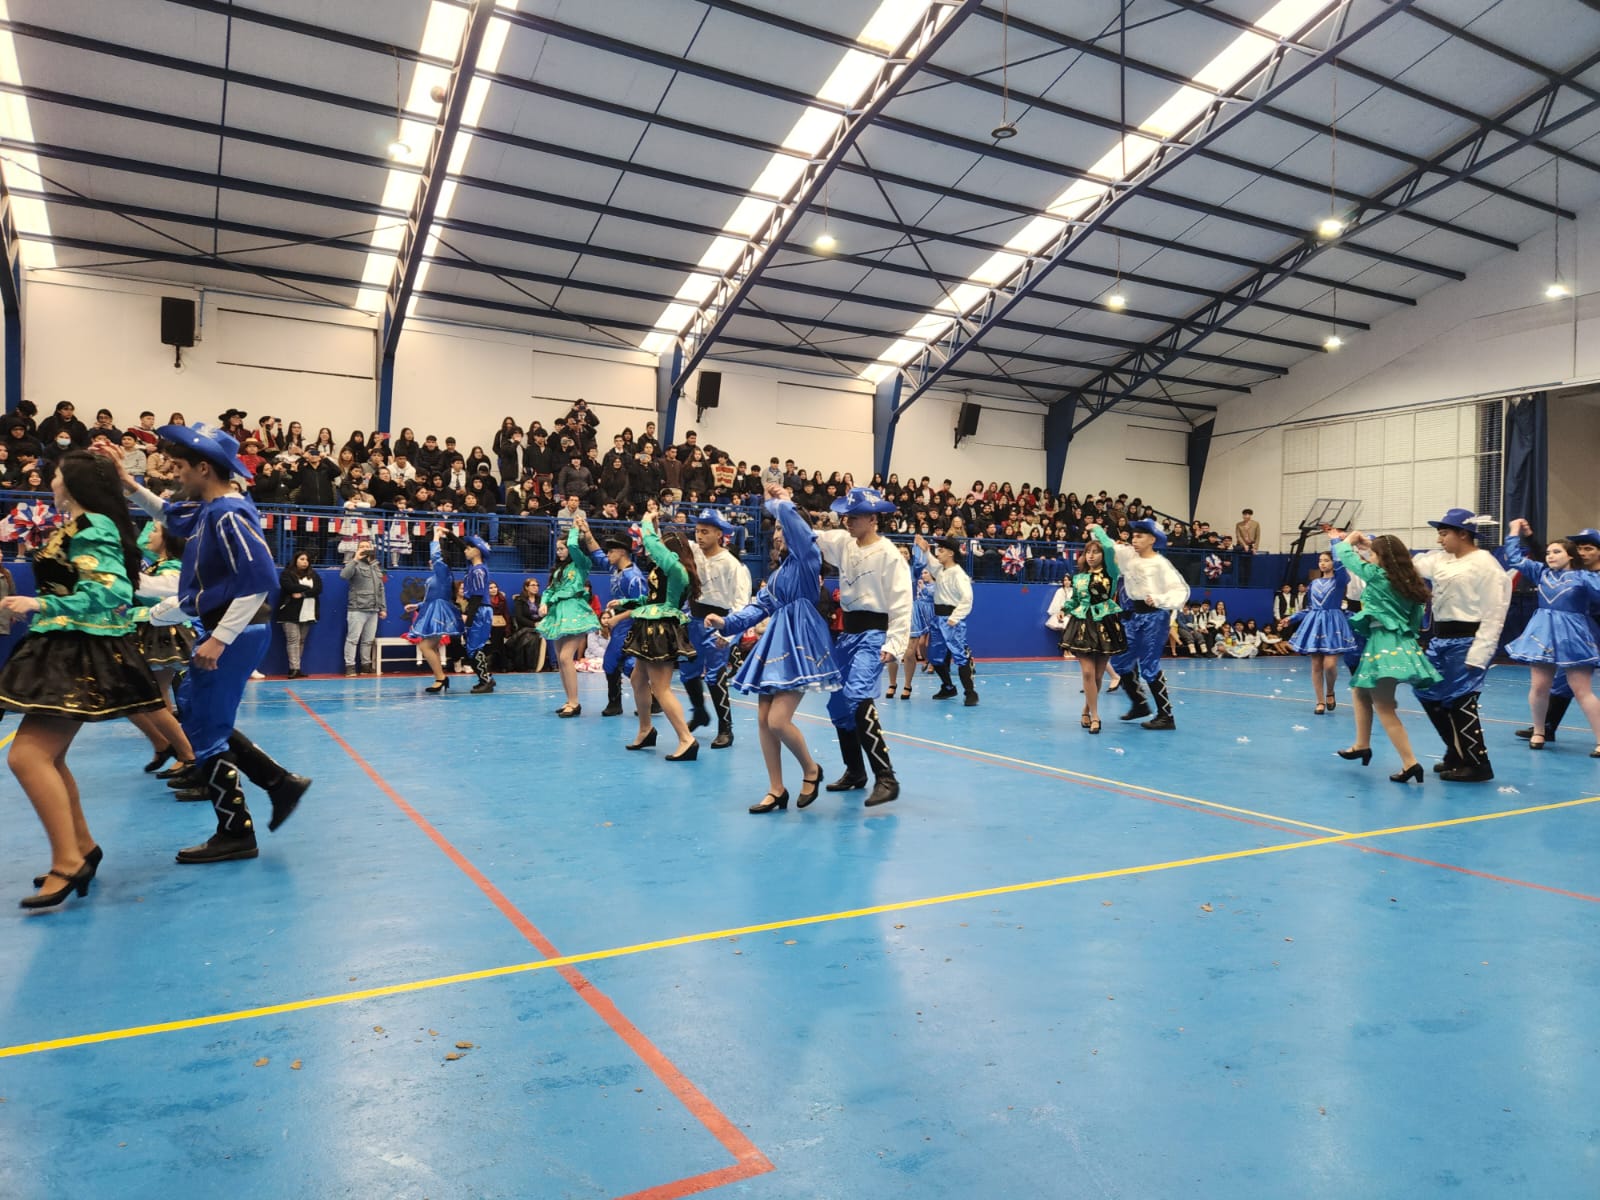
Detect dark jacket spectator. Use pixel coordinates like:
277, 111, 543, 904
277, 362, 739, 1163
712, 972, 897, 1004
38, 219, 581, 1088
252, 462, 291, 504
597, 454, 631, 508
661, 447, 683, 493
555, 456, 593, 501
294, 451, 340, 506
413, 438, 447, 477
38, 402, 90, 450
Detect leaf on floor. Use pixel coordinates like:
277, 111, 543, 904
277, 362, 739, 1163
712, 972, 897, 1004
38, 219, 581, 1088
253, 1057, 269, 1068
444, 1052, 463, 1061
290, 1060, 303, 1071
455, 1041, 474, 1050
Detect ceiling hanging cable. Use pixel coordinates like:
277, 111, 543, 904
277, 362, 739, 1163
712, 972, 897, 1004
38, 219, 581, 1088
387, 51, 410, 161
1318, 56, 1344, 239
992, 0, 1017, 140
1546, 157, 1570, 299
1106, 0, 1128, 311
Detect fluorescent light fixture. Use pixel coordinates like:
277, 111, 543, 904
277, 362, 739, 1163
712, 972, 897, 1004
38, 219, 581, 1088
1545, 281, 1572, 300
636, 0, 943, 356
1106, 291, 1128, 310
1323, 333, 1343, 350
1317, 217, 1345, 238
387, 139, 413, 161
859, 0, 1338, 383
0, 1, 54, 269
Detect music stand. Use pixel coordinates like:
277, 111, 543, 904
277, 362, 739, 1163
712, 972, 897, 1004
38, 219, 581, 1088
1283, 498, 1362, 588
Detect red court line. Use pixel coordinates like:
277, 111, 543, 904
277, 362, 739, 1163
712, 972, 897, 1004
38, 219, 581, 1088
881, 729, 1600, 904
289, 692, 773, 1200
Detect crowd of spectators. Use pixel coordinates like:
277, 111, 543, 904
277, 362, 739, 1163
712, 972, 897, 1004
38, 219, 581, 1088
0, 397, 1260, 570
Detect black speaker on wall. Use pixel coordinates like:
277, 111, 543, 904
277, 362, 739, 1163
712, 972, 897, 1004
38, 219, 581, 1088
696, 370, 722, 410
160, 297, 196, 348
957, 401, 981, 438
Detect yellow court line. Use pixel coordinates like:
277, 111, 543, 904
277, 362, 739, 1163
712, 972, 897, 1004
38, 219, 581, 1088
4, 790, 1595, 1062
734, 698, 1349, 835
0, 731, 14, 752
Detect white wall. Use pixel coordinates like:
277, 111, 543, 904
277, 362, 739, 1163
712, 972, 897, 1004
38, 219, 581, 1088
22, 276, 376, 436
15, 274, 1192, 509
1197, 202, 1600, 549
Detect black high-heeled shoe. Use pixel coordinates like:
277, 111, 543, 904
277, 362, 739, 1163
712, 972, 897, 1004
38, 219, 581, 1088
885, 685, 896, 699
666, 739, 699, 762
1089, 719, 1102, 735
1390, 763, 1424, 784
557, 703, 582, 718
20, 861, 94, 910
35, 844, 101, 889
156, 759, 194, 780
1325, 694, 1337, 711
795, 767, 824, 809
1314, 703, 1326, 715
625, 729, 658, 751
1336, 746, 1373, 766
144, 745, 176, 773
425, 676, 449, 694
749, 789, 789, 814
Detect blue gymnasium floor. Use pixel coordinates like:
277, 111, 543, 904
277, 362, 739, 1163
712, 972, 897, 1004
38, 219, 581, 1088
2, 658, 1598, 1200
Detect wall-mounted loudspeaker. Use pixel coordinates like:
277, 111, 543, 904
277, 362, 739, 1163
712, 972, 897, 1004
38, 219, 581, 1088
957, 401, 981, 438
696, 371, 722, 410
160, 297, 196, 348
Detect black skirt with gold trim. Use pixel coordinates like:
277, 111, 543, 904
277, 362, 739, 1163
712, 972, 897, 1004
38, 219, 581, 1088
137, 622, 195, 667
622, 617, 697, 665
0, 631, 164, 722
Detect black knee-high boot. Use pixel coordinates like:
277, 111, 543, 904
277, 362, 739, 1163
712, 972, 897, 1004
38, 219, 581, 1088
827, 724, 868, 790
958, 662, 978, 706
227, 730, 310, 832
175, 755, 260, 864
1421, 700, 1462, 770
1141, 673, 1175, 729
856, 699, 899, 806
684, 676, 710, 729
602, 670, 624, 717
709, 674, 734, 748
1119, 672, 1151, 720
471, 648, 496, 693
1440, 695, 1492, 780
932, 661, 957, 699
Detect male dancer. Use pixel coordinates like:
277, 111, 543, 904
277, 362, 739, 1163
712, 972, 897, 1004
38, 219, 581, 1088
821, 489, 912, 806
679, 509, 751, 749
589, 530, 649, 717
914, 533, 979, 706
1516, 525, 1600, 741
1412, 508, 1512, 782
1109, 519, 1190, 730
105, 425, 308, 862
461, 534, 496, 694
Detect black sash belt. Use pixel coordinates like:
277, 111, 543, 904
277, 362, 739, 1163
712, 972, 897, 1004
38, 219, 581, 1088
1130, 601, 1160, 614
1434, 620, 1480, 638
843, 611, 889, 633
690, 601, 729, 619
934, 604, 956, 616
202, 602, 271, 630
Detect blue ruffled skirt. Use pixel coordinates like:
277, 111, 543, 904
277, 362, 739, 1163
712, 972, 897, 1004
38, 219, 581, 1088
1506, 610, 1600, 667
729, 602, 842, 695
408, 598, 462, 643
1288, 609, 1357, 655
910, 597, 935, 638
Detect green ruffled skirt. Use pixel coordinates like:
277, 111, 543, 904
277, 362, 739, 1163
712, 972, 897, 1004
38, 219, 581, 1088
536, 597, 599, 642
1351, 628, 1442, 690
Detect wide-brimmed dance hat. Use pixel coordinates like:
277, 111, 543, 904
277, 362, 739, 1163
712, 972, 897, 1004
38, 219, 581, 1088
692, 508, 736, 536
1129, 518, 1167, 549
157, 420, 253, 480
1567, 527, 1600, 547
830, 486, 897, 517
1427, 508, 1485, 532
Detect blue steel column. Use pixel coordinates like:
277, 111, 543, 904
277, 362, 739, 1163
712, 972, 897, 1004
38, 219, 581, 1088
376, 0, 496, 433
872, 373, 902, 479
656, 345, 683, 447
1043, 396, 1077, 496
0, 158, 24, 413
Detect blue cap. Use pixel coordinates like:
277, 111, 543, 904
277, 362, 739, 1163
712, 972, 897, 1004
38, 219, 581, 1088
692, 508, 735, 537
157, 420, 252, 481
1130, 518, 1167, 549
830, 486, 897, 517
1568, 527, 1600, 547
465, 534, 491, 558
1427, 508, 1481, 533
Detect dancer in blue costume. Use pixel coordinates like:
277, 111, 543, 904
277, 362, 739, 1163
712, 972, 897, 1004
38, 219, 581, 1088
1288, 541, 1358, 715
1108, 519, 1189, 730
706, 484, 842, 814
590, 529, 650, 717
678, 509, 751, 749
1503, 519, 1600, 755
1516, 527, 1599, 743
406, 529, 464, 694
537, 522, 601, 717
460, 533, 496, 694
110, 424, 308, 862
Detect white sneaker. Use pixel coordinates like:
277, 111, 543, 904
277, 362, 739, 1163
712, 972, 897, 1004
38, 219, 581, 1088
250, 670, 265, 679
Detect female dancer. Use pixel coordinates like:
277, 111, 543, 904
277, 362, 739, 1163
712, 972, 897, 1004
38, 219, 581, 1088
1288, 545, 1357, 714
606, 512, 700, 760
537, 522, 600, 716
1503, 519, 1600, 754
1060, 523, 1125, 734
0, 451, 164, 907
128, 522, 198, 777
1332, 530, 1440, 783
405, 528, 463, 693
707, 485, 841, 813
